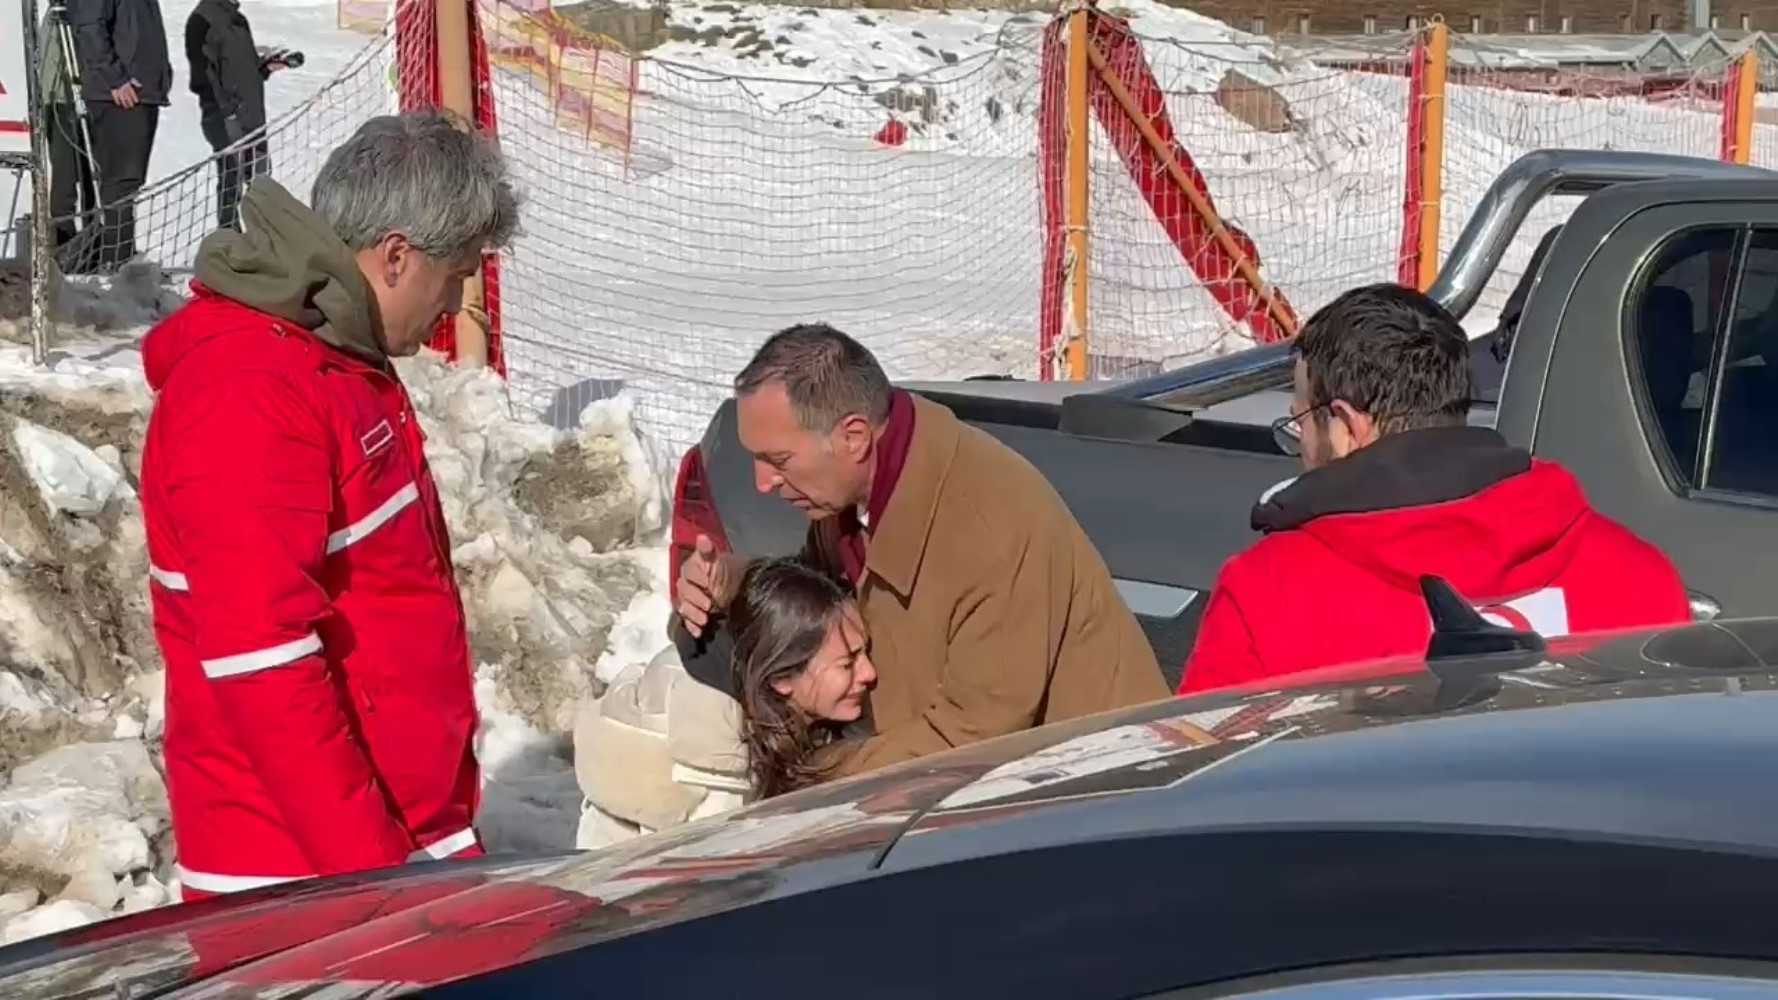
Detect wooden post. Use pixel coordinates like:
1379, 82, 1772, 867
1063, 4, 1091, 380
1415, 20, 1449, 292
1396, 29, 1427, 287
1728, 48, 1759, 165
1061, 5, 1092, 380
437, 0, 489, 369
23, 0, 50, 366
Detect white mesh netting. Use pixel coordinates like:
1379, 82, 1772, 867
485, 2, 1050, 457
37, 2, 1776, 457
1078, 25, 1412, 377
1438, 52, 1733, 327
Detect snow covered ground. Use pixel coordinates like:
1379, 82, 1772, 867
0, 0, 1762, 948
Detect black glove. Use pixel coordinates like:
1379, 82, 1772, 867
223, 115, 245, 144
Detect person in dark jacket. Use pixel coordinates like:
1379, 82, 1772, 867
69, 0, 171, 269
1178, 283, 1690, 696
185, 0, 293, 230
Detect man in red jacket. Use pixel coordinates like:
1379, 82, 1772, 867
1179, 283, 1690, 696
140, 111, 518, 899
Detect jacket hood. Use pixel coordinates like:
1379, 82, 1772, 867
1253, 427, 1593, 599
187, 178, 384, 365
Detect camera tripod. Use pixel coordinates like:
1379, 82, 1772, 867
43, 0, 102, 245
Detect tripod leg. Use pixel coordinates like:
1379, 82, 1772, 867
76, 144, 98, 223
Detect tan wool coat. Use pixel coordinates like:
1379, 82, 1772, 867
808, 395, 1169, 777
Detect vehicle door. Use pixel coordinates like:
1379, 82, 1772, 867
1497, 187, 1778, 617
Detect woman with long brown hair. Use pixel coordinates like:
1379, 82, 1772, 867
727, 558, 878, 799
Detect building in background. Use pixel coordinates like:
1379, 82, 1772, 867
1195, 0, 1778, 35
1283, 29, 1778, 93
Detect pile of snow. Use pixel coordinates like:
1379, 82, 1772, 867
400, 353, 676, 855
0, 742, 172, 944
0, 277, 676, 940
0, 261, 185, 349
403, 353, 668, 735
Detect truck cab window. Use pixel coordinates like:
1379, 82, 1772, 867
1628, 227, 1736, 488
1705, 228, 1778, 497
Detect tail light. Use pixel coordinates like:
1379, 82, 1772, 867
668, 445, 729, 605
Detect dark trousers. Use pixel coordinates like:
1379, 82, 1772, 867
47, 102, 101, 271
87, 102, 159, 270
200, 117, 268, 231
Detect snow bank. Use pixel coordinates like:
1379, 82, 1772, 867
0, 304, 674, 940
0, 260, 183, 351
0, 740, 171, 938
393, 351, 673, 855
0, 343, 153, 707
10, 420, 135, 517
399, 352, 667, 738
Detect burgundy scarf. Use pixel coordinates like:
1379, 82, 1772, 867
836, 390, 916, 587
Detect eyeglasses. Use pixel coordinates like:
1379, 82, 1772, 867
1271, 401, 1331, 457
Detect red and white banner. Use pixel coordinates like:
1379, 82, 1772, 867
0, 0, 32, 152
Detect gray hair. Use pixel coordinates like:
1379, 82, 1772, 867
311, 110, 520, 258
735, 323, 893, 432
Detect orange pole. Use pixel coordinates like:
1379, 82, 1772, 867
1415, 21, 1449, 292
1064, 5, 1091, 380
438, 0, 489, 369
1730, 48, 1759, 165
1086, 39, 1295, 337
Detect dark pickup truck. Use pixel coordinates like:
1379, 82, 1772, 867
673, 149, 1778, 689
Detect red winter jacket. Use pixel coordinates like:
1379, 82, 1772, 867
1180, 427, 1690, 696
141, 183, 482, 897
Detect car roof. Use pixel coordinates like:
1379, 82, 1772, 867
7, 617, 1777, 998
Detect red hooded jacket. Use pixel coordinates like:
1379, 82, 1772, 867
141, 181, 482, 899
1180, 427, 1690, 695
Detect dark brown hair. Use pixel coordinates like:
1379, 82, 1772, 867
1292, 282, 1472, 435
726, 557, 854, 799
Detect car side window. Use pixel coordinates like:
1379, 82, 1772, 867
1627, 227, 1736, 489
1703, 228, 1778, 498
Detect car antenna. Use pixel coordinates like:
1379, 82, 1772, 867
1421, 575, 1550, 709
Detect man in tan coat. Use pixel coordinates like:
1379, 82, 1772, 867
679, 323, 1167, 778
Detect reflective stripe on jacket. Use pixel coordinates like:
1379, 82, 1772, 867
142, 287, 481, 891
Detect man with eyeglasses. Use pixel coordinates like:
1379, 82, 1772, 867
1177, 283, 1689, 696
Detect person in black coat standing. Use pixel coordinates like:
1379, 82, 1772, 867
186, 0, 295, 230
69, 0, 171, 270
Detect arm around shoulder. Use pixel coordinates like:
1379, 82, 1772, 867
843, 531, 1063, 771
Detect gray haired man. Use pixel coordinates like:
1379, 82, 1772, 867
139, 112, 519, 897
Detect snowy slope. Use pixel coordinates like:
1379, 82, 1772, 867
483, 0, 1737, 455
493, 0, 1310, 453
